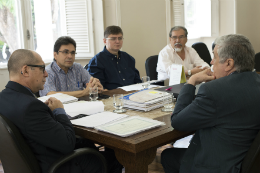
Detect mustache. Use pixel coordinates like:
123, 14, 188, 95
174, 43, 182, 47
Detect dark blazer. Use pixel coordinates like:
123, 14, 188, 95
172, 71, 260, 173
0, 81, 76, 173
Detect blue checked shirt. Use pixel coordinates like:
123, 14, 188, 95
39, 61, 92, 96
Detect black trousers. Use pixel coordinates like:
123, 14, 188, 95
161, 148, 187, 173
56, 138, 123, 173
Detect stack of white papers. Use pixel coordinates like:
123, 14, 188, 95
63, 101, 104, 117
95, 116, 165, 137
71, 112, 128, 128
122, 89, 171, 111
38, 93, 78, 104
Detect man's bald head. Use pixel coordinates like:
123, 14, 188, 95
8, 49, 40, 76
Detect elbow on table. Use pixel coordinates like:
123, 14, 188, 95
171, 121, 189, 132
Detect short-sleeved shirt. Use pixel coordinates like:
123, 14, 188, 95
87, 46, 141, 90
39, 61, 92, 96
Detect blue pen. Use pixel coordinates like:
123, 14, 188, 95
77, 81, 79, 88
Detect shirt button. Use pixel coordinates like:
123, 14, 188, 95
115, 56, 116, 58
119, 71, 121, 73
123, 79, 125, 80
117, 62, 118, 64
112, 58, 113, 60
119, 58, 120, 59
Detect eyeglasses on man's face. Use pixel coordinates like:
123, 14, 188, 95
170, 35, 186, 41
106, 37, 124, 42
27, 64, 46, 73
58, 50, 77, 56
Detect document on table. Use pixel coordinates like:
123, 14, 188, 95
118, 81, 164, 91
71, 112, 128, 128
38, 93, 78, 104
63, 101, 104, 117
169, 64, 186, 85
95, 116, 165, 137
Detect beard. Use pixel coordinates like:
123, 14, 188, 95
174, 43, 183, 52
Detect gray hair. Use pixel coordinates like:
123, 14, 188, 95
214, 34, 255, 72
169, 26, 188, 37
8, 49, 39, 75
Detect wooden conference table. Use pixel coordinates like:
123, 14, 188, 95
74, 89, 193, 173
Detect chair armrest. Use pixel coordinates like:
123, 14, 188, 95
48, 148, 107, 173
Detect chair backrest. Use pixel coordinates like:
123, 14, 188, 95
84, 63, 89, 70
0, 114, 41, 173
191, 42, 212, 66
145, 55, 158, 80
254, 52, 260, 72
240, 130, 260, 173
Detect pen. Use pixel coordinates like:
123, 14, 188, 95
78, 81, 79, 88
165, 87, 172, 91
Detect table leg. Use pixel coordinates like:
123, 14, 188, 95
114, 147, 157, 173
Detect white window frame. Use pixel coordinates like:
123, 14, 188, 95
60, 0, 95, 58
169, 0, 219, 39
0, 0, 102, 69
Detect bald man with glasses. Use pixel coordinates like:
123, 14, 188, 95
87, 25, 141, 90
157, 26, 210, 81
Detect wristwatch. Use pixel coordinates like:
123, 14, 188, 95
188, 70, 191, 76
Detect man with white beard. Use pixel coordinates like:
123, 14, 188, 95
156, 26, 210, 80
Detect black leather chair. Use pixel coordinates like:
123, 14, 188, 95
192, 42, 212, 66
0, 114, 107, 173
240, 130, 260, 173
84, 63, 89, 70
145, 55, 164, 86
212, 42, 216, 52
254, 52, 260, 72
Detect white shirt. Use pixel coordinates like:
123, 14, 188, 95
157, 44, 210, 80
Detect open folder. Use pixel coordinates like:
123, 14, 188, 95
95, 116, 165, 137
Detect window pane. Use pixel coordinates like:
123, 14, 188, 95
184, 0, 211, 39
0, 0, 21, 66
31, 0, 62, 62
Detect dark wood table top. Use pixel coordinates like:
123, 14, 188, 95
74, 88, 193, 172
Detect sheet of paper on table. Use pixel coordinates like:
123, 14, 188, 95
95, 116, 165, 137
63, 101, 104, 117
71, 112, 128, 128
38, 93, 78, 104
119, 80, 164, 91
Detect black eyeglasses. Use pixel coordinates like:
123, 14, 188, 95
27, 65, 45, 73
58, 50, 77, 56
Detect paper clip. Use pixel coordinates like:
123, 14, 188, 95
165, 87, 172, 91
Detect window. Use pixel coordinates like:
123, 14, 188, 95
0, 0, 96, 68
173, 0, 219, 39
0, 0, 23, 67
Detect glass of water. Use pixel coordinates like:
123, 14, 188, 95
113, 94, 126, 113
161, 92, 175, 112
89, 87, 98, 101
142, 76, 150, 89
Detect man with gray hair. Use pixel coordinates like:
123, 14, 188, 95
161, 34, 260, 173
157, 26, 210, 80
